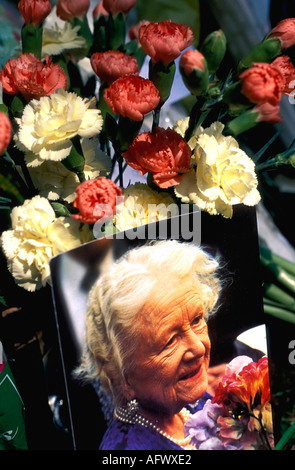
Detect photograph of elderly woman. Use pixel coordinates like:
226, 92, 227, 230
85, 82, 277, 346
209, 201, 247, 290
49, 207, 273, 451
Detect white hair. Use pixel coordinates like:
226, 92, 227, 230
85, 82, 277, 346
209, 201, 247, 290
76, 240, 221, 406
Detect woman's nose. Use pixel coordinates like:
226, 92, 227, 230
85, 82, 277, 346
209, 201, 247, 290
182, 329, 206, 361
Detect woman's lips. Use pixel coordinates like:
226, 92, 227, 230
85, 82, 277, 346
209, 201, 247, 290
179, 364, 202, 382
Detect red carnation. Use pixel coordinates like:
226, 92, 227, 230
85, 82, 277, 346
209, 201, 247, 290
138, 20, 194, 65
122, 127, 192, 188
271, 55, 295, 94
0, 53, 67, 101
240, 62, 284, 106
56, 0, 90, 21
91, 50, 139, 84
269, 18, 295, 50
71, 177, 122, 224
0, 112, 12, 155
102, 0, 135, 15
18, 0, 52, 27
104, 74, 160, 121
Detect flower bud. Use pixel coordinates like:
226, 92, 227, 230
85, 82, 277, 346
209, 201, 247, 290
200, 30, 227, 74
238, 38, 281, 72
225, 102, 282, 136
18, 0, 52, 27
179, 49, 209, 96
268, 18, 295, 50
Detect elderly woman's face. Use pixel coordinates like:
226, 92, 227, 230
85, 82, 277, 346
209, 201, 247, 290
125, 276, 211, 416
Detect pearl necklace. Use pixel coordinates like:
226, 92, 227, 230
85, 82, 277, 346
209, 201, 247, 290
114, 405, 195, 449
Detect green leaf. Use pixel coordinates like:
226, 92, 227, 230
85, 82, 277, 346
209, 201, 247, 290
135, 0, 200, 46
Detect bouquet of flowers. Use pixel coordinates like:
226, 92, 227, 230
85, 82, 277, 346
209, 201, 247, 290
1, 0, 295, 450
184, 356, 274, 450
1, 0, 295, 295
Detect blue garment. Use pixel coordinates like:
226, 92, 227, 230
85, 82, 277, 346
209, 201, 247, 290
99, 393, 211, 450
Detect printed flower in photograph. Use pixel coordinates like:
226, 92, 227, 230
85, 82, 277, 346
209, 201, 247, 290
24, 138, 111, 203
104, 74, 160, 121
138, 20, 194, 65
175, 122, 261, 218
72, 176, 122, 224
114, 183, 178, 232
0, 53, 67, 102
42, 22, 87, 57
0, 196, 92, 291
15, 89, 103, 164
122, 127, 192, 188
184, 356, 274, 450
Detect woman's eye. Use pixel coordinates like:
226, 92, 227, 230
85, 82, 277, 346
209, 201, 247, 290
165, 335, 176, 348
192, 315, 202, 325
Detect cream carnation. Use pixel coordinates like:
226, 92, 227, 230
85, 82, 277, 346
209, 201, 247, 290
15, 89, 103, 164
0, 195, 92, 291
173, 116, 202, 153
24, 138, 111, 202
42, 22, 87, 57
175, 122, 261, 218
114, 183, 178, 232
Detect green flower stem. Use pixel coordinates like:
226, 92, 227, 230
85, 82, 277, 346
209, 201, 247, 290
275, 421, 295, 450
152, 104, 162, 131
263, 302, 295, 324
248, 412, 273, 451
185, 96, 208, 142
72, 15, 93, 56
21, 24, 43, 58
260, 253, 295, 295
107, 12, 126, 50
260, 245, 295, 276
263, 282, 295, 311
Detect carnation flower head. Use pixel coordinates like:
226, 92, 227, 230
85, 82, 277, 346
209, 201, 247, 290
271, 55, 295, 94
104, 75, 160, 121
122, 127, 192, 188
114, 183, 178, 232
15, 88, 103, 164
92, 1, 109, 19
42, 22, 87, 58
175, 122, 261, 218
72, 177, 122, 224
0, 195, 92, 291
24, 138, 111, 203
0, 112, 12, 155
138, 20, 194, 64
56, 0, 90, 21
18, 0, 52, 27
268, 18, 295, 49
0, 53, 67, 101
102, 0, 136, 15
240, 62, 284, 106
91, 50, 139, 84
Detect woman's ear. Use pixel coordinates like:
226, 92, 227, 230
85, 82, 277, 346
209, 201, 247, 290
123, 374, 136, 401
